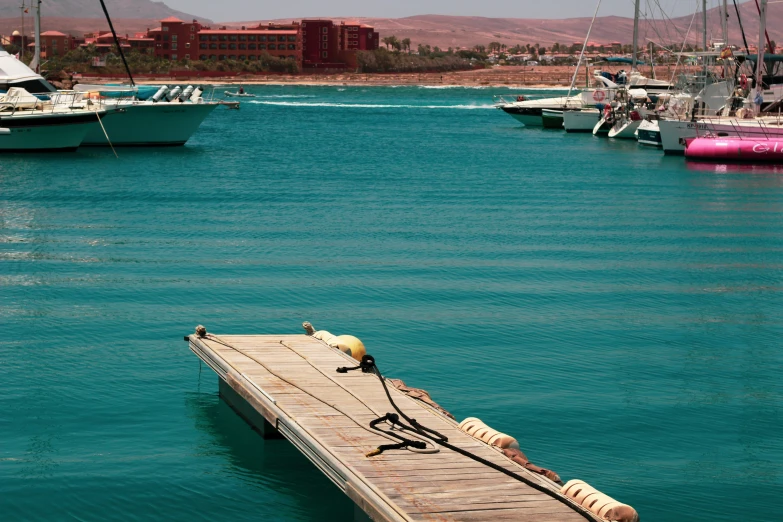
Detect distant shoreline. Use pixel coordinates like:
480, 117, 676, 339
84, 65, 692, 90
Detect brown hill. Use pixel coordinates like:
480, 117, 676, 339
236, 3, 780, 50
0, 0, 206, 22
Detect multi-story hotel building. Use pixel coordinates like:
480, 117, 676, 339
144, 16, 378, 69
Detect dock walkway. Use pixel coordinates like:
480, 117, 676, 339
187, 332, 599, 522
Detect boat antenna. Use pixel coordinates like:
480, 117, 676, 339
28, 0, 40, 72
97, 0, 135, 86
566, 0, 602, 101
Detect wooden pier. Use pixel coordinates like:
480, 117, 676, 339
186, 331, 601, 522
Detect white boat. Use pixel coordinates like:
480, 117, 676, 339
0, 88, 115, 151
563, 108, 602, 132
224, 91, 256, 98
6, 0, 222, 148
636, 119, 661, 147
608, 116, 644, 139
495, 95, 583, 126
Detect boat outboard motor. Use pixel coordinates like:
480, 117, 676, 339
166, 86, 182, 101
190, 87, 203, 101
151, 85, 169, 103
179, 85, 195, 102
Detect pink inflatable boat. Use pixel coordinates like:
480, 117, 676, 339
684, 137, 783, 162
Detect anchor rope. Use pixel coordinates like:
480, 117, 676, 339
339, 354, 598, 521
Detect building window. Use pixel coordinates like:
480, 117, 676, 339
219, 54, 226, 60
248, 55, 256, 60
171, 54, 177, 60
172, 35, 177, 42
322, 51, 327, 58
209, 43, 217, 49
259, 44, 266, 50
322, 43, 327, 50
288, 36, 296, 41
248, 43, 256, 50
199, 54, 207, 60
163, 35, 169, 41
229, 55, 236, 60
185, 43, 190, 48
239, 35, 246, 41
185, 54, 190, 59
322, 27, 327, 34
249, 35, 256, 41
200, 35, 207, 41
209, 54, 216, 60
163, 26, 169, 32
219, 35, 227, 41
229, 35, 237, 41
210, 35, 218, 41
268, 44, 276, 50
288, 44, 295, 50
322, 35, 327, 42
190, 34, 195, 40
172, 43, 177, 50
239, 43, 246, 50
259, 36, 267, 42
219, 43, 227, 49
229, 43, 236, 49
190, 26, 195, 31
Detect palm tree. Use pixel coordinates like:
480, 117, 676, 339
401, 38, 411, 53
382, 36, 392, 50
488, 41, 501, 53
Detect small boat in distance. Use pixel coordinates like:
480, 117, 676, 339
224, 91, 256, 98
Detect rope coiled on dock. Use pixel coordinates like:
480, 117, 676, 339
338, 354, 599, 522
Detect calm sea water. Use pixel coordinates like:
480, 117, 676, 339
1, 85, 781, 521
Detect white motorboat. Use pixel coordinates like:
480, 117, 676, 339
0, 50, 220, 147
495, 95, 583, 126
636, 119, 662, 147
0, 88, 115, 151
224, 91, 256, 98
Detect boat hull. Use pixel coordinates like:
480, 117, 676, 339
499, 106, 543, 126
81, 102, 218, 146
636, 120, 662, 147
563, 109, 600, 132
685, 137, 783, 162
608, 118, 643, 139
541, 109, 564, 129
660, 118, 783, 154
0, 111, 100, 152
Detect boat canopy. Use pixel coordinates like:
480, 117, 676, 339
0, 49, 56, 93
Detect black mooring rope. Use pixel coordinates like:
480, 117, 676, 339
338, 354, 597, 521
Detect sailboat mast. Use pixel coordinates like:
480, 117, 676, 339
702, 0, 708, 76
722, 0, 729, 78
755, 0, 767, 94
632, 0, 640, 70
566, 0, 602, 100
30, 0, 40, 72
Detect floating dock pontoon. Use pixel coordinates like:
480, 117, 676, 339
186, 328, 632, 522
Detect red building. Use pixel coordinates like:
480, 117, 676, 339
338, 22, 379, 52
26, 30, 78, 57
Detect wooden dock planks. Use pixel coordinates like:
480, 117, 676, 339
187, 333, 598, 522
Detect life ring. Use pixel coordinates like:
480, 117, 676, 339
592, 90, 606, 102
740, 74, 748, 90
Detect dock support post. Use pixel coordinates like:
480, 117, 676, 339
218, 378, 284, 439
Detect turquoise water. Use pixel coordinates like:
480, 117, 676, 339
1, 85, 781, 521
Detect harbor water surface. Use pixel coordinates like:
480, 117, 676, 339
1, 86, 781, 521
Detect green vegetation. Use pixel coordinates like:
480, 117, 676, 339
356, 48, 477, 73
41, 46, 299, 77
